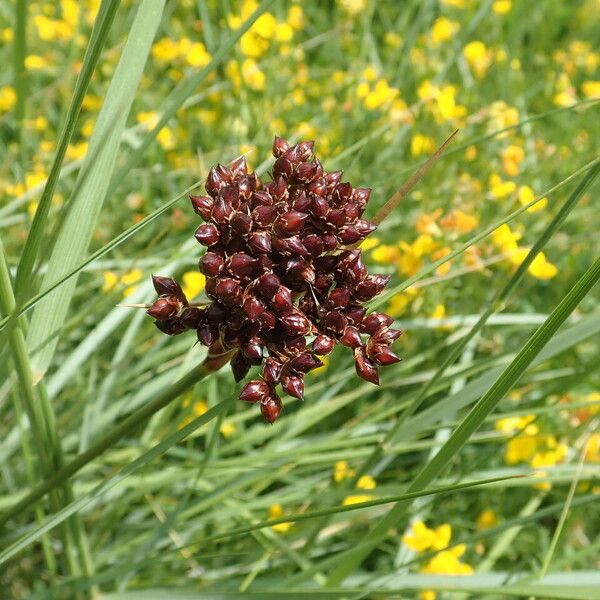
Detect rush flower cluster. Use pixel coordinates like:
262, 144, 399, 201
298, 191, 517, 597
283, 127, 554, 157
147, 137, 401, 422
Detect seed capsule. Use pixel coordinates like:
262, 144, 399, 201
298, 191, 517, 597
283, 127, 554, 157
147, 297, 179, 319
261, 395, 282, 423
195, 223, 219, 246
312, 334, 335, 355
190, 195, 213, 220
281, 375, 304, 400
240, 380, 272, 403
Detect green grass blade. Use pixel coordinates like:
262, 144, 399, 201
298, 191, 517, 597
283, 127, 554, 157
13, 0, 121, 302
24, 0, 164, 381
326, 255, 600, 584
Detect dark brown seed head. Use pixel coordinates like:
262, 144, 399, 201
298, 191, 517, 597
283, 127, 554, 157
190, 195, 213, 220
312, 334, 335, 355
261, 394, 282, 423
195, 223, 220, 246
147, 297, 179, 319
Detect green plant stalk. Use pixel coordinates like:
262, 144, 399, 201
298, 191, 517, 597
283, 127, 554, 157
0, 238, 90, 579
363, 161, 600, 477
326, 255, 600, 584
9, 385, 58, 584
0, 361, 213, 528
14, 0, 121, 303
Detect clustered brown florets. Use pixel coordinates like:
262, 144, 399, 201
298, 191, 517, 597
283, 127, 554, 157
147, 137, 401, 422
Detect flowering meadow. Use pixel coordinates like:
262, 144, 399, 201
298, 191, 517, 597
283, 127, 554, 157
1, 0, 600, 598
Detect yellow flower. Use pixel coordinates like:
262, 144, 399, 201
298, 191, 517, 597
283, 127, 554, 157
495, 415, 537, 435
253, 12, 277, 38
403, 520, 452, 552
553, 89, 577, 108
442, 0, 468, 7
268, 503, 293, 533
337, 0, 366, 15
1, 27, 14, 42
360, 236, 380, 252
518, 185, 548, 213
34, 15, 73, 42
363, 78, 398, 110
489, 173, 516, 199
411, 133, 435, 156
275, 22, 294, 42
387, 287, 418, 317
181, 271, 206, 299
102, 271, 119, 292
66, 142, 88, 160
421, 544, 474, 575
491, 223, 521, 256
152, 38, 180, 62
240, 30, 269, 57
156, 127, 176, 150
526, 252, 558, 280
492, 0, 512, 14
476, 509, 498, 530
343, 474, 377, 506
0, 85, 16, 112
416, 209, 442, 236
440, 210, 479, 234
185, 42, 211, 68
505, 434, 537, 464
193, 400, 208, 416
333, 460, 356, 483
25, 54, 47, 70
220, 421, 236, 438
241, 58, 266, 91
585, 434, 600, 462
465, 145, 477, 161
430, 17, 459, 45
287, 6, 304, 30
501, 144, 525, 177
581, 80, 600, 98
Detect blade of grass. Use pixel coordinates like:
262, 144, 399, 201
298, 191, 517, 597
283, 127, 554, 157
13, 0, 121, 303
326, 255, 600, 584
24, 0, 164, 382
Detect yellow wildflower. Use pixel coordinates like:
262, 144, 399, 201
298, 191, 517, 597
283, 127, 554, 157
416, 209, 442, 236
275, 22, 294, 42
518, 185, 548, 213
0, 86, 16, 112
343, 474, 377, 506
489, 173, 516, 199
440, 210, 479, 234
241, 58, 266, 91
240, 30, 269, 57
403, 520, 452, 552
411, 133, 435, 157
34, 15, 73, 42
287, 6, 304, 30
501, 144, 525, 177
442, 0, 468, 7
157, 127, 176, 150
387, 287, 418, 317
421, 544, 473, 575
491, 223, 521, 255
364, 79, 398, 110
585, 434, 600, 462
220, 421, 236, 438
66, 142, 88, 160
193, 400, 208, 416
430, 17, 459, 45
268, 503, 293, 533
360, 236, 380, 252
185, 41, 211, 68
337, 0, 366, 15
152, 38, 180, 62
526, 252, 558, 280
333, 460, 355, 483
121, 268, 143, 297
492, 0, 512, 14
465, 145, 477, 161
476, 509, 498, 530
253, 12, 277, 38
181, 271, 206, 299
25, 55, 47, 70
581, 80, 600, 98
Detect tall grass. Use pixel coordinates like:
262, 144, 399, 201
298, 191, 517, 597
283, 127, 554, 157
1, 1, 599, 598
